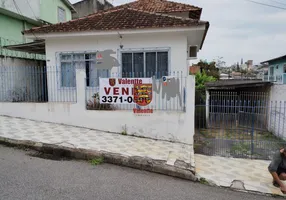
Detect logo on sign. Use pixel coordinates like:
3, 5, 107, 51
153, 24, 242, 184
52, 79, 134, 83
109, 78, 116, 87
133, 84, 152, 106
96, 53, 103, 60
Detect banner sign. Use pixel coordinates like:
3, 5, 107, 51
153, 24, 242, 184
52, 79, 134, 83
99, 78, 152, 104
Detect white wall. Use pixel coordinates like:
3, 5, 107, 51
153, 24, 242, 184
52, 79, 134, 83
45, 32, 190, 103
45, 33, 188, 73
268, 85, 286, 138
0, 69, 196, 144
270, 85, 286, 102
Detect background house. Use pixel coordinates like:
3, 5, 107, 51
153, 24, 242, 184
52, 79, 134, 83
0, 0, 76, 66
72, 0, 113, 19
261, 55, 286, 84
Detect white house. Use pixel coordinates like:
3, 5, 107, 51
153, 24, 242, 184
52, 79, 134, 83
22, 0, 209, 104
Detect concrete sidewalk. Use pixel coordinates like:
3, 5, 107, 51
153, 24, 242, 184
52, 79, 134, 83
195, 154, 286, 196
0, 116, 196, 180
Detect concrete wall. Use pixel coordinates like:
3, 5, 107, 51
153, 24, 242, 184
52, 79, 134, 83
45, 33, 191, 103
72, 0, 113, 19
0, 69, 196, 144
0, 56, 44, 66
268, 85, 286, 138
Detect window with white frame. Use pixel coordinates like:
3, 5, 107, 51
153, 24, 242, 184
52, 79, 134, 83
59, 53, 109, 88
58, 7, 66, 22
121, 50, 169, 78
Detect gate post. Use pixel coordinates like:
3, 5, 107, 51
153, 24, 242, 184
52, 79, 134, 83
76, 68, 86, 109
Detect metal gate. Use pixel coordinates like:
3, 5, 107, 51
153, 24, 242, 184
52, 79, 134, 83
194, 91, 286, 160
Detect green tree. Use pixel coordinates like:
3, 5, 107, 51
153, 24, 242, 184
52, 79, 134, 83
196, 60, 220, 80
195, 70, 217, 91
195, 70, 217, 104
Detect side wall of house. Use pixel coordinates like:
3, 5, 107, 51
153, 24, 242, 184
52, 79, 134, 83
40, 0, 72, 23
268, 85, 286, 138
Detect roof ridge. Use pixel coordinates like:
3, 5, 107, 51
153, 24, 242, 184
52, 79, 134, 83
125, 7, 198, 22
119, 0, 201, 10
159, 0, 201, 10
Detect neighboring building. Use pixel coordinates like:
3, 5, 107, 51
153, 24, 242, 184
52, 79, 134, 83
261, 55, 286, 84
220, 73, 231, 80
246, 60, 253, 71
0, 0, 76, 66
252, 64, 268, 80
22, 0, 209, 102
72, 0, 113, 19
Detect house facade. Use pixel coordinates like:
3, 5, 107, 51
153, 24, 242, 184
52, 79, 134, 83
0, 0, 75, 66
261, 55, 286, 84
23, 0, 210, 103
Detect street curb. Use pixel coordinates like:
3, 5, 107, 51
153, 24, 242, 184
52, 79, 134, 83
0, 136, 197, 182
195, 175, 286, 198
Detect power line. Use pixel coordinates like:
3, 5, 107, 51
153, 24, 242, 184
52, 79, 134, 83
25, 0, 38, 21
268, 0, 286, 6
11, 0, 39, 41
244, 0, 286, 10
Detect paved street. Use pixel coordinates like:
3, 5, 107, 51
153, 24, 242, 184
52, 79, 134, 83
0, 146, 283, 200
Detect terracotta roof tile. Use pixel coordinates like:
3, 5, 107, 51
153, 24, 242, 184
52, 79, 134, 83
113, 0, 202, 19
116, 0, 201, 12
24, 8, 208, 34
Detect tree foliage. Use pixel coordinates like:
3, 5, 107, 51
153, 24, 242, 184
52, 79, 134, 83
196, 60, 220, 80
195, 70, 217, 90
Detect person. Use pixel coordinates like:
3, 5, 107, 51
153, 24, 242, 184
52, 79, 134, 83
268, 147, 286, 193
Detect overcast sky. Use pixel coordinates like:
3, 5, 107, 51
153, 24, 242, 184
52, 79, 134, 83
70, 0, 286, 66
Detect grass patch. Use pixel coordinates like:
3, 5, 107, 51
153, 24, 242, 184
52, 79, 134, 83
199, 178, 209, 185
121, 131, 127, 136
259, 132, 285, 143
230, 142, 250, 155
90, 157, 104, 166
199, 129, 215, 138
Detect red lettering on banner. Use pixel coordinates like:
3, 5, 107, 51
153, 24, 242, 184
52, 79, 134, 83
118, 79, 143, 85
133, 108, 153, 114
104, 87, 111, 95
113, 87, 119, 95
122, 88, 129, 95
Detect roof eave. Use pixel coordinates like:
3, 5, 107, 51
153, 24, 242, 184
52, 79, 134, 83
24, 26, 206, 39
261, 55, 286, 65
199, 22, 209, 50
